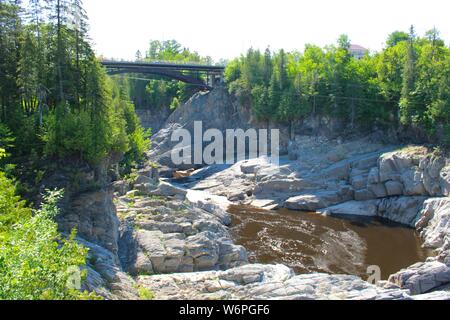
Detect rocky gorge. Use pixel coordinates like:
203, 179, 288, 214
57, 87, 450, 300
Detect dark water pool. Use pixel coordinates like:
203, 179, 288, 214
228, 205, 433, 280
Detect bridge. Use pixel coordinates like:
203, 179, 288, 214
101, 61, 225, 90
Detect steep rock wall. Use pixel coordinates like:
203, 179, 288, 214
148, 86, 291, 173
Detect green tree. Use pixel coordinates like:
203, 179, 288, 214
399, 26, 418, 125
386, 31, 409, 47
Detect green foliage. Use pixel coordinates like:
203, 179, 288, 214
0, 1, 149, 299
170, 97, 180, 111
0, 124, 14, 155
0, 188, 97, 300
386, 31, 410, 47
0, 0, 149, 168
0, 172, 31, 237
118, 40, 213, 111
225, 29, 450, 143
0, 123, 15, 165
111, 80, 151, 172
42, 107, 98, 163
136, 285, 155, 300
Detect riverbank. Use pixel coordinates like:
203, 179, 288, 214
79, 138, 449, 299
228, 205, 432, 280
73, 87, 450, 300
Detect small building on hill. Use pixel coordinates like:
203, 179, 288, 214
349, 44, 368, 60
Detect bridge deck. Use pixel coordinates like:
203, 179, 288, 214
101, 61, 225, 90
101, 61, 225, 73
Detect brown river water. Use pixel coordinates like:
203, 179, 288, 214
228, 205, 434, 280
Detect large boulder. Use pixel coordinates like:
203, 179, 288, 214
254, 178, 321, 195
318, 200, 379, 217
317, 160, 351, 181
284, 190, 349, 211
420, 156, 445, 196
377, 196, 427, 227
385, 180, 404, 196
378, 152, 404, 182
440, 166, 450, 196
368, 183, 388, 198
401, 169, 426, 196
134, 230, 168, 274
350, 173, 368, 190
149, 181, 187, 198
417, 198, 450, 249
388, 260, 450, 295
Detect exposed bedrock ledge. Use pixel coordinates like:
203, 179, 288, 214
79, 238, 139, 300
317, 196, 428, 227
284, 146, 450, 211
58, 189, 120, 254
64, 131, 450, 299
179, 139, 450, 296
137, 263, 450, 300
114, 176, 248, 276
387, 197, 450, 295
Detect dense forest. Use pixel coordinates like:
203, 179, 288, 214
225, 29, 450, 143
117, 40, 213, 110
125, 28, 450, 144
0, 0, 148, 299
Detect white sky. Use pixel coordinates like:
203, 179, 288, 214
84, 0, 450, 62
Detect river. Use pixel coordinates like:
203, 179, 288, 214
228, 205, 433, 280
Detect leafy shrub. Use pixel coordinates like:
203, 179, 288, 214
118, 96, 151, 172
0, 171, 31, 237
0, 188, 98, 300
137, 286, 155, 300
0, 123, 15, 160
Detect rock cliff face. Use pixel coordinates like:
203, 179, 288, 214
71, 164, 247, 299
63, 189, 119, 253
36, 156, 143, 299
138, 88, 450, 299
147, 86, 291, 173
38, 157, 121, 254
176, 140, 450, 297
135, 108, 171, 134
148, 88, 240, 171
55, 86, 450, 300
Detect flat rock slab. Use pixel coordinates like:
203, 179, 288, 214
249, 199, 279, 209
318, 200, 380, 217
136, 264, 428, 300
285, 190, 342, 211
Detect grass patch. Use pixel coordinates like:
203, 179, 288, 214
137, 286, 155, 300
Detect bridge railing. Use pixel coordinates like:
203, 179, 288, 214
101, 59, 226, 69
